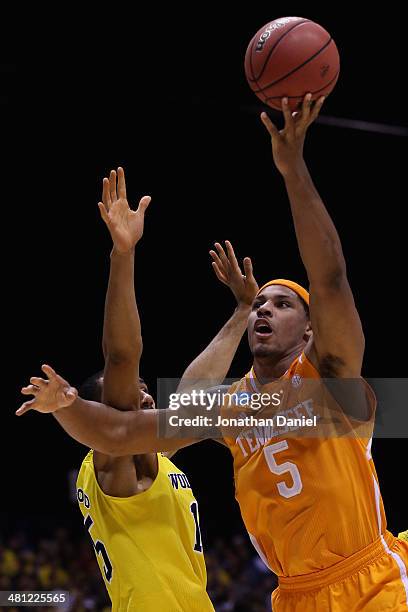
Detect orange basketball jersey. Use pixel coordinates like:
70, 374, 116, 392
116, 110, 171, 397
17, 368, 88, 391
222, 352, 386, 577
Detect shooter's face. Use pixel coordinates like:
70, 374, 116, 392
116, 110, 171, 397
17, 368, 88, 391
248, 285, 310, 359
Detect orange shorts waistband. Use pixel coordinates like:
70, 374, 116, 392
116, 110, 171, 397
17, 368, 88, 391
278, 531, 395, 592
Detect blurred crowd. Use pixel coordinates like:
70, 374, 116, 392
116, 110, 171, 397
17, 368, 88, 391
0, 526, 277, 611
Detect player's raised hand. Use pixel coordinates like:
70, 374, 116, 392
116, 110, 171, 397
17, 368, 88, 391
17, 365, 78, 416
98, 167, 151, 253
261, 93, 325, 177
210, 241, 258, 307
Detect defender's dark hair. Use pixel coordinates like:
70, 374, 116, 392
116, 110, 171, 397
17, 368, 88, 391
78, 370, 104, 403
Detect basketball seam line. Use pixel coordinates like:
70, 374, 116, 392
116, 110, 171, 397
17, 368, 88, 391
248, 19, 311, 83
264, 69, 340, 101
253, 37, 334, 94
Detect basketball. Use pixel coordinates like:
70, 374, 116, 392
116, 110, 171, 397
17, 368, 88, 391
245, 17, 340, 111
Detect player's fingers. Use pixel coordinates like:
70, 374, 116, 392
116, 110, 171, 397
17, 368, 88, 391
244, 258, 259, 293
102, 177, 111, 210
211, 261, 228, 285
109, 169, 117, 203
41, 364, 57, 380
300, 93, 313, 124
260, 112, 279, 138
117, 167, 127, 200
281, 98, 295, 135
209, 249, 224, 270
21, 385, 39, 396
30, 377, 47, 388
214, 242, 229, 269
309, 96, 325, 123
136, 195, 151, 214
243, 257, 256, 283
98, 202, 110, 225
225, 241, 240, 272
16, 400, 35, 416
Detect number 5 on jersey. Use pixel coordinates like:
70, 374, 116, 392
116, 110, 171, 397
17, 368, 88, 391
84, 514, 113, 582
264, 440, 303, 498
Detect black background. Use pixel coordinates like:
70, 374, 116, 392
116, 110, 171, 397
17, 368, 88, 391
2, 7, 406, 544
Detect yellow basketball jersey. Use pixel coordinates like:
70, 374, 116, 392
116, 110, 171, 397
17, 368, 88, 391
222, 352, 386, 577
76, 451, 214, 611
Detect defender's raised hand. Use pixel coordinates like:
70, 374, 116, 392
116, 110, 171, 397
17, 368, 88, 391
261, 94, 325, 177
17, 365, 78, 415
98, 167, 151, 253
210, 241, 258, 307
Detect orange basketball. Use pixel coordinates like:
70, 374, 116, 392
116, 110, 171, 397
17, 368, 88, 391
245, 17, 340, 111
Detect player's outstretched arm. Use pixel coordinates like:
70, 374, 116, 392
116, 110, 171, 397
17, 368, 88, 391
261, 95, 365, 380
177, 241, 258, 394
98, 167, 151, 411
18, 365, 197, 455
95, 167, 152, 478
99, 167, 150, 375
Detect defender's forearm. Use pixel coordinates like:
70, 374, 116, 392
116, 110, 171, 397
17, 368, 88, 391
284, 161, 347, 285
177, 304, 250, 392
102, 248, 142, 362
